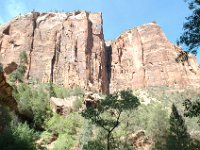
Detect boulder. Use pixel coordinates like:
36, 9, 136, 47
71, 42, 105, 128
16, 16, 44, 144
50, 96, 77, 115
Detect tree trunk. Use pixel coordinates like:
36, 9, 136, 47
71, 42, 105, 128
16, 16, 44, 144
107, 132, 111, 150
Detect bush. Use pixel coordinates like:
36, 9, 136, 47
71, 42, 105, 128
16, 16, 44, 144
82, 140, 106, 150
79, 122, 94, 149
73, 96, 83, 111
9, 64, 26, 82
52, 85, 83, 98
45, 113, 84, 150
13, 83, 51, 128
9, 51, 27, 82
117, 103, 169, 149
52, 133, 75, 150
19, 51, 28, 64
0, 105, 12, 130
0, 122, 37, 150
45, 113, 83, 135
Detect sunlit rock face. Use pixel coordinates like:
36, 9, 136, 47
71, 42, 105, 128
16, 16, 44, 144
109, 22, 200, 92
0, 11, 107, 93
0, 12, 199, 95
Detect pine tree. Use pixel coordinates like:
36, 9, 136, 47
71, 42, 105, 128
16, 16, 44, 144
167, 104, 191, 150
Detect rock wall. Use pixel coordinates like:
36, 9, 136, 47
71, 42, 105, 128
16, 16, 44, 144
0, 11, 106, 93
109, 22, 200, 92
0, 71, 17, 111
0, 12, 199, 94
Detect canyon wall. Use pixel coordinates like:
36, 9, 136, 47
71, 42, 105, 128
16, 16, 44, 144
109, 22, 200, 92
0, 12, 199, 96
0, 11, 106, 93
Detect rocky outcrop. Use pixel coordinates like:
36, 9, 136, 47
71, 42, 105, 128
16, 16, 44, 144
0, 71, 17, 111
109, 22, 200, 92
50, 96, 78, 115
0, 11, 106, 93
129, 130, 152, 150
0, 12, 199, 94
83, 92, 101, 108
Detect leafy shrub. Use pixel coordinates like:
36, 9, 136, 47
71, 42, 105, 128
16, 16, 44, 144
52, 133, 75, 150
73, 96, 83, 111
79, 122, 93, 149
9, 51, 27, 82
9, 64, 26, 82
45, 113, 83, 135
45, 113, 84, 149
82, 140, 106, 150
116, 103, 169, 149
52, 85, 83, 98
39, 131, 54, 144
19, 51, 28, 64
0, 122, 37, 150
0, 105, 12, 130
13, 83, 51, 128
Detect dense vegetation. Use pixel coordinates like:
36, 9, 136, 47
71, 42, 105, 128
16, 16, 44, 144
0, 83, 200, 150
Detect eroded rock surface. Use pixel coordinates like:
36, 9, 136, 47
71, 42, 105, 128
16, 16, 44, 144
0, 11, 106, 93
0, 13, 199, 94
50, 96, 78, 115
109, 22, 200, 92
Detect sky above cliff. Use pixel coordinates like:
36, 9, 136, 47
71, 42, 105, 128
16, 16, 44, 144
0, 0, 200, 62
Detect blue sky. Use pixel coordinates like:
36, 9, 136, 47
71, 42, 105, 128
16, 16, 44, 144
0, 0, 199, 63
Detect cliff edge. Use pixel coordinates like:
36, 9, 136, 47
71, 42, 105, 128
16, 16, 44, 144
0, 12, 199, 96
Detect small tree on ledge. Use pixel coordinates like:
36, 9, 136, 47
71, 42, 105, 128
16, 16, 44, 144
9, 51, 27, 83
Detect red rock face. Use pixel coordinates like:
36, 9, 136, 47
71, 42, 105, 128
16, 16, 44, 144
0, 13, 199, 94
110, 22, 200, 92
0, 11, 106, 93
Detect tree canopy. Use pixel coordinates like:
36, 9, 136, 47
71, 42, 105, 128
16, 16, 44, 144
179, 0, 200, 54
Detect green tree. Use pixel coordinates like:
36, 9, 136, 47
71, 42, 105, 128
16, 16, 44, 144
183, 98, 200, 124
0, 121, 37, 150
81, 90, 140, 150
19, 51, 28, 64
179, 0, 200, 54
13, 83, 51, 129
9, 51, 27, 82
166, 104, 191, 150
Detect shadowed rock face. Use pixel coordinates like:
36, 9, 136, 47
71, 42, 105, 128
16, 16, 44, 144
109, 22, 200, 92
0, 72, 17, 111
0, 12, 199, 96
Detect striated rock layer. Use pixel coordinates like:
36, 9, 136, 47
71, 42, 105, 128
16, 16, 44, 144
109, 22, 200, 92
0, 12, 199, 95
0, 11, 107, 93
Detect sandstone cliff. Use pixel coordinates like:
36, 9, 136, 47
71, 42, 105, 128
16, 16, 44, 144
0, 11, 107, 93
0, 12, 199, 96
109, 22, 200, 92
